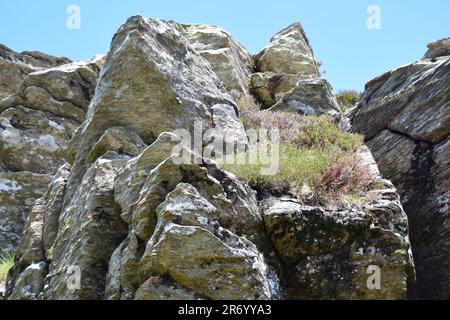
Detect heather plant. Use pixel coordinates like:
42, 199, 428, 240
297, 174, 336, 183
314, 154, 372, 203
223, 95, 370, 204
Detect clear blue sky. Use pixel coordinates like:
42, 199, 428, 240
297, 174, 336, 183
1, 0, 449, 91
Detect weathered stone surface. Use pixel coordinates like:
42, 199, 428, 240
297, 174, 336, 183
7, 262, 47, 300
184, 24, 255, 99
64, 16, 247, 206
129, 157, 264, 245
0, 44, 70, 100
424, 37, 450, 59
263, 201, 369, 266
134, 276, 201, 300
268, 77, 341, 116
4, 164, 69, 300
0, 56, 103, 257
105, 153, 275, 300
136, 183, 279, 300
250, 72, 299, 107
0, 172, 52, 256
139, 223, 277, 300
42, 156, 128, 300
256, 23, 318, 76
3, 16, 422, 301
0, 111, 77, 174
353, 58, 449, 144
19, 165, 70, 265
251, 23, 340, 116
352, 50, 449, 299
86, 126, 147, 164
113, 132, 180, 213
263, 179, 415, 300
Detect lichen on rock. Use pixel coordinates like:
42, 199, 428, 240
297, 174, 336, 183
352, 42, 449, 299
1, 15, 429, 301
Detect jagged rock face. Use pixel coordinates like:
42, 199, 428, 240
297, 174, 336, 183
0, 57, 103, 256
44, 157, 128, 300
184, 24, 255, 99
0, 172, 51, 256
0, 44, 71, 100
6, 165, 70, 300
106, 136, 277, 300
110, 176, 278, 300
424, 37, 450, 59
4, 16, 416, 301
352, 52, 449, 299
64, 16, 247, 204
105, 137, 277, 300
5, 16, 251, 300
250, 23, 340, 116
262, 149, 415, 300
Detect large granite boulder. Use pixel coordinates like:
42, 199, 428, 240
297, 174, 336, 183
0, 56, 103, 257
250, 23, 340, 116
352, 47, 449, 299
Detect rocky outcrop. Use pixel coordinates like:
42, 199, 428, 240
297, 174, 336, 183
106, 150, 279, 300
250, 23, 340, 116
352, 44, 449, 299
0, 172, 51, 255
5, 16, 250, 300
0, 44, 70, 100
184, 24, 255, 100
424, 37, 450, 59
0, 56, 103, 256
262, 148, 415, 300
6, 165, 69, 300
4, 16, 417, 301
63, 17, 247, 204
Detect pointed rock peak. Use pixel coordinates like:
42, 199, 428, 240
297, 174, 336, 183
183, 23, 255, 98
110, 16, 187, 52
270, 22, 308, 43
256, 21, 318, 76
251, 21, 339, 116
63, 15, 247, 202
183, 24, 234, 49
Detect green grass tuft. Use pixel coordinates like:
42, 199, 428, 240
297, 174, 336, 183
336, 90, 361, 112
0, 252, 15, 284
224, 96, 370, 204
